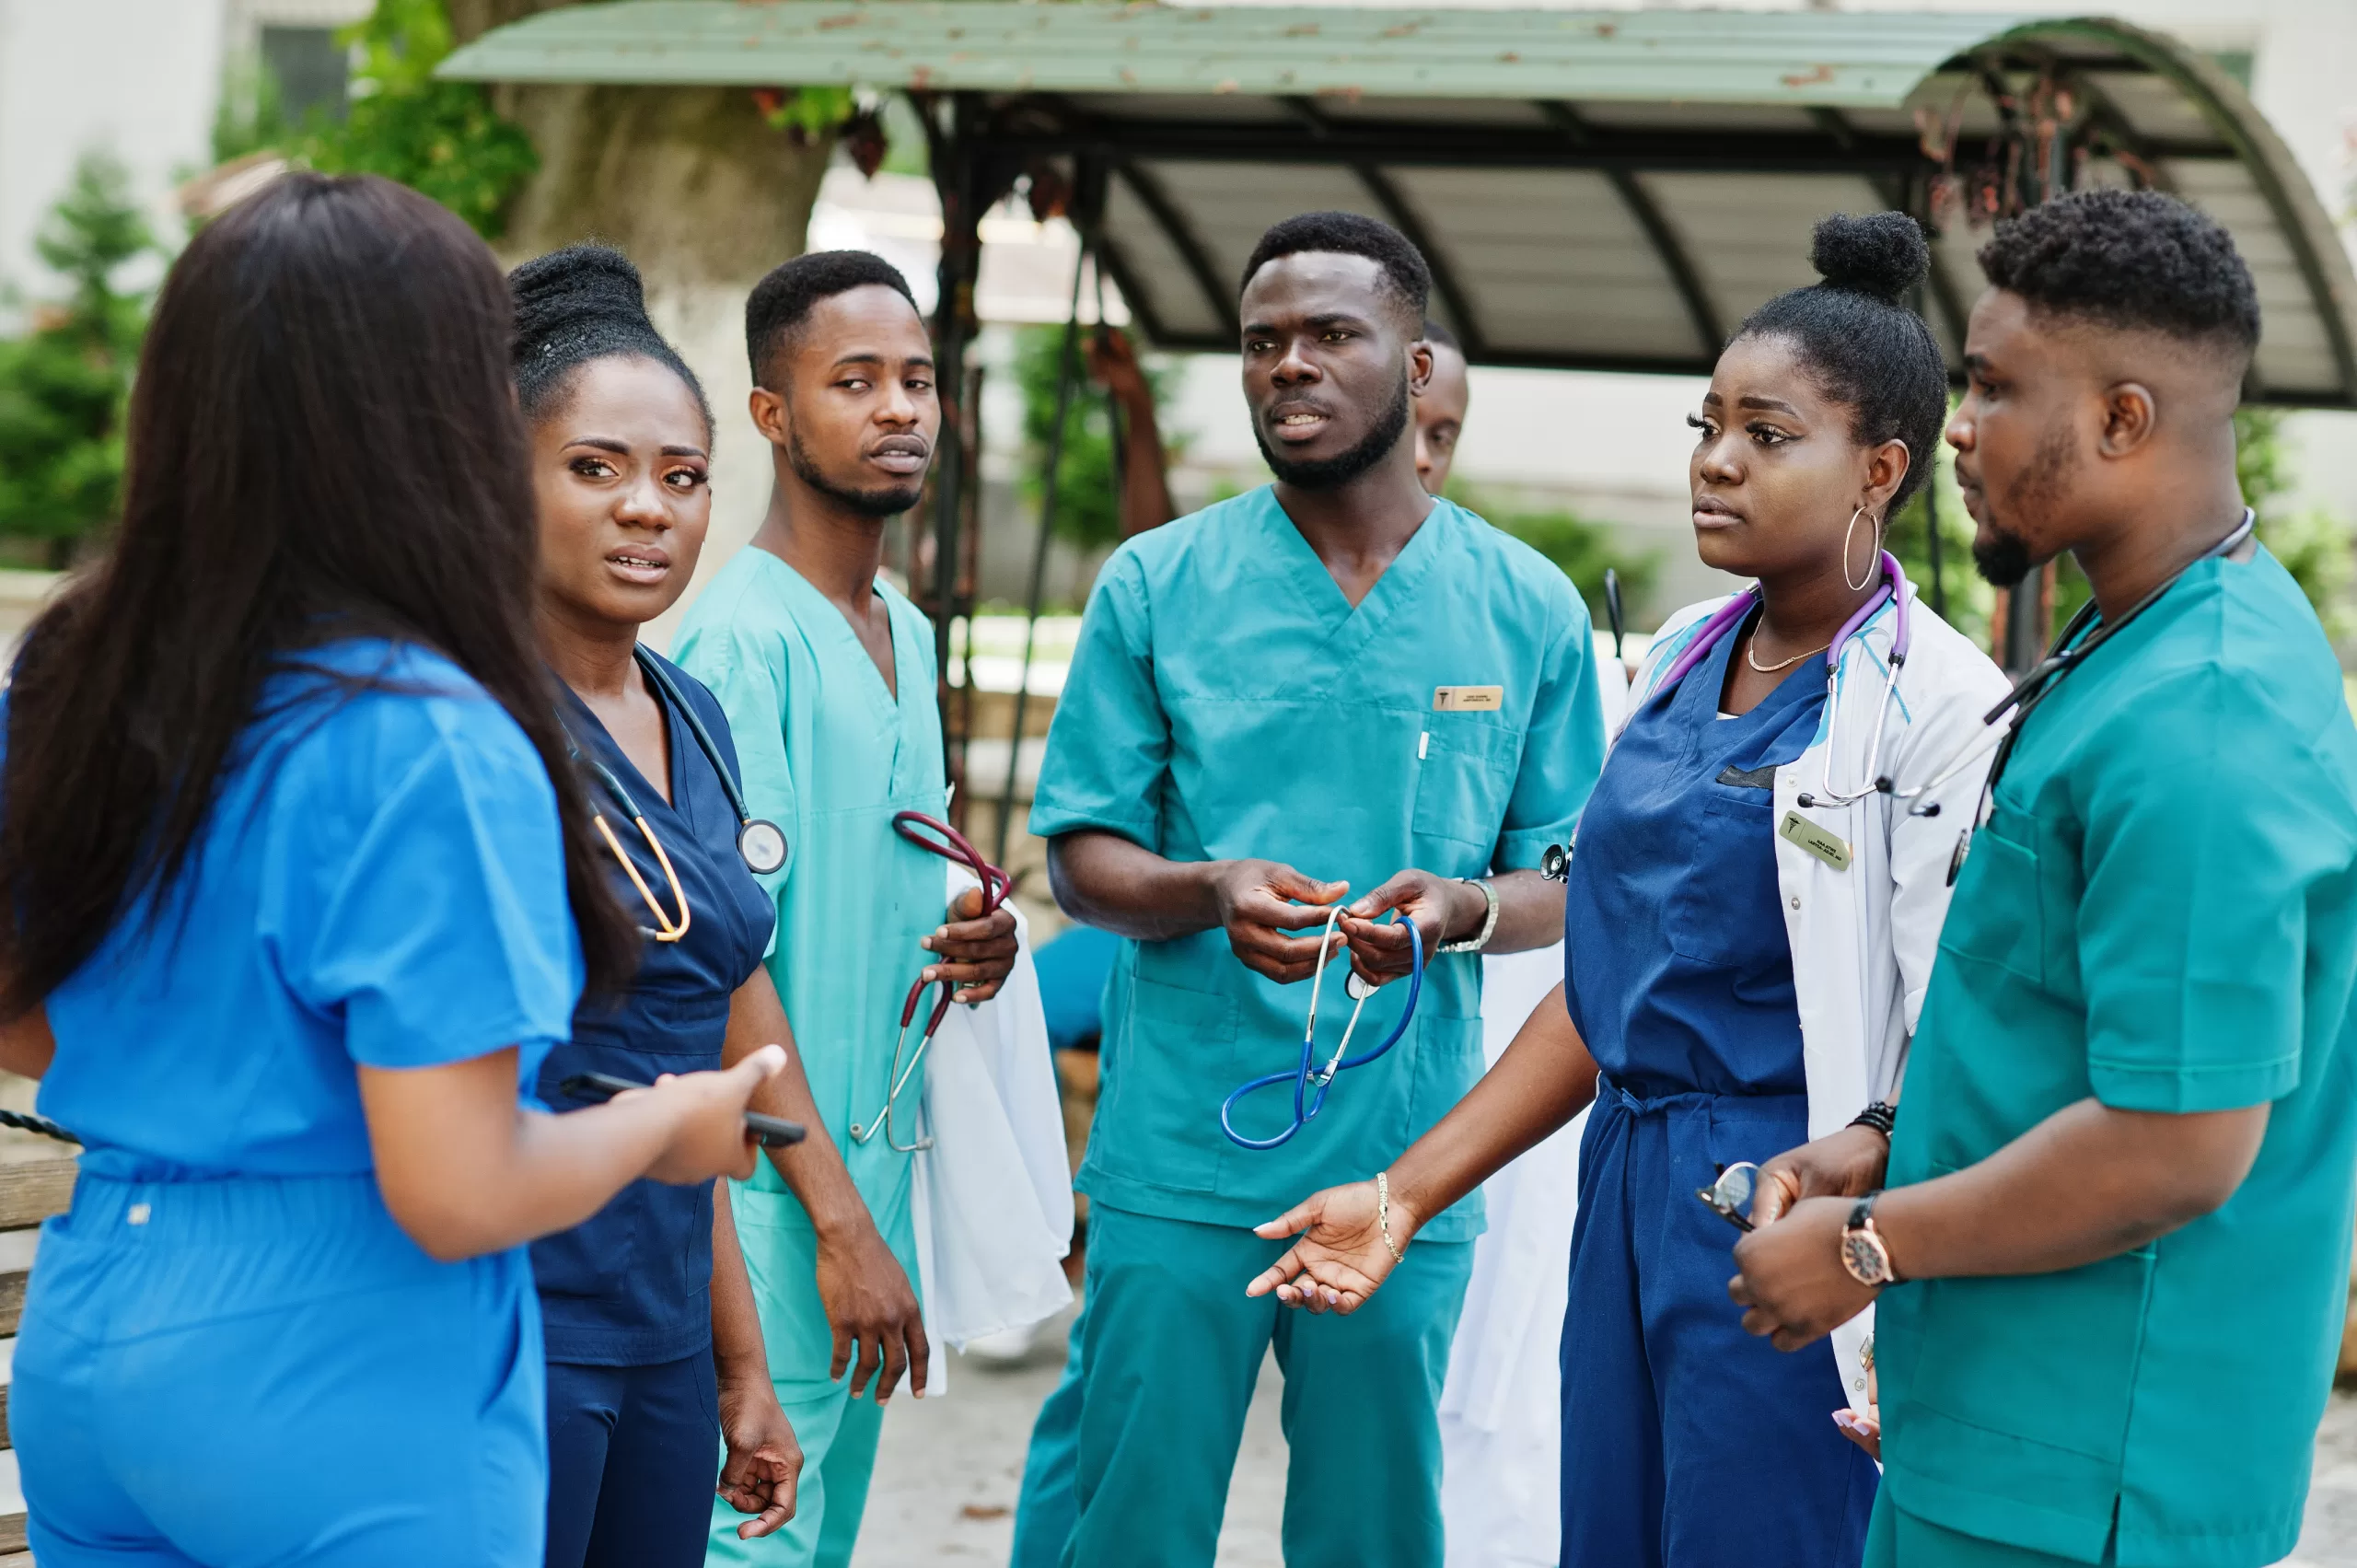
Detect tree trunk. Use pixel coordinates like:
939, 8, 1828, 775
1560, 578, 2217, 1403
447, 0, 840, 645
448, 0, 834, 282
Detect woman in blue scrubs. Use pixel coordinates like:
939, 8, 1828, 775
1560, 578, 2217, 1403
1248, 214, 2007, 1567
0, 176, 788, 1567
512, 245, 818, 1563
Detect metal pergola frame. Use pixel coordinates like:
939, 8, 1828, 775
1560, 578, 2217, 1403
446, 3, 2357, 695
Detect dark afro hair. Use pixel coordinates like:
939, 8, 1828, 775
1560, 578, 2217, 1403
744, 250, 921, 387
1977, 188, 2259, 357
1421, 318, 1462, 354
1731, 212, 1948, 514
509, 244, 710, 435
1240, 212, 1430, 328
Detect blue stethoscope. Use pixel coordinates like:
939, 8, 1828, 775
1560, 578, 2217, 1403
1219, 904, 1424, 1151
1646, 548, 1914, 809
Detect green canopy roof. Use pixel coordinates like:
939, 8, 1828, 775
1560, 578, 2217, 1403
443, 3, 2357, 408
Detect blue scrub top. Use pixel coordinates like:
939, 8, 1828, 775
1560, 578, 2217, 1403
1564, 620, 1823, 1098
1032, 488, 1603, 1238
531, 650, 775, 1366
34, 639, 584, 1182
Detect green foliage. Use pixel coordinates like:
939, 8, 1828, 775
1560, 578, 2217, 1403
1456, 488, 1662, 632
212, 52, 296, 166
1883, 424, 1993, 645
0, 153, 157, 565
216, 0, 537, 239
2238, 406, 2354, 639
1014, 324, 1179, 552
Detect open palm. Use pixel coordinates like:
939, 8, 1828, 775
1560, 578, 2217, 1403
1246, 1180, 1402, 1314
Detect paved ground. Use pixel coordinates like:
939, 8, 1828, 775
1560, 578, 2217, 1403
857, 1301, 2357, 1567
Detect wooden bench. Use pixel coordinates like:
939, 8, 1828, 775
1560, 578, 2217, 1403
0, 1154, 83, 1563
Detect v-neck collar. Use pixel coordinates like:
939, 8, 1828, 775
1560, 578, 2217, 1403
1256, 488, 1448, 672
561, 663, 694, 830
758, 552, 909, 714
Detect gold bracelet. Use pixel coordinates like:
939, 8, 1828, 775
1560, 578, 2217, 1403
1376, 1170, 1406, 1264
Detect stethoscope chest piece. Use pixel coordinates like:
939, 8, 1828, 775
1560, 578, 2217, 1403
737, 819, 789, 877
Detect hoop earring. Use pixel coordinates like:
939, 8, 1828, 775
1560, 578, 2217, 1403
1842, 505, 1877, 592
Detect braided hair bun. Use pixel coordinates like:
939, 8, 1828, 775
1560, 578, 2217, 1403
508, 243, 710, 431
1809, 211, 1932, 306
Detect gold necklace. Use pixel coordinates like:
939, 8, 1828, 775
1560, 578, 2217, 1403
1747, 636, 1829, 674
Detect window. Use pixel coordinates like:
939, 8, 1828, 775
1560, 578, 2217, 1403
261, 25, 347, 123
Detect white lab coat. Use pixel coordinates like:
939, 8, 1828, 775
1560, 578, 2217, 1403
908, 877, 1075, 1389
1631, 583, 2009, 1409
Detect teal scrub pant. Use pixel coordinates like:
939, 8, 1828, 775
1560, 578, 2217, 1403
1865, 1500, 2114, 1567
1009, 1299, 1087, 1568
1042, 1203, 1473, 1568
707, 1180, 911, 1567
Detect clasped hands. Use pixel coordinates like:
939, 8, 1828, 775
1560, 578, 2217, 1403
1208, 859, 1480, 989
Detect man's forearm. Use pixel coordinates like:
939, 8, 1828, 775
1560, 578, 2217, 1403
723, 972, 877, 1241
1477, 870, 1563, 955
1046, 830, 1222, 940
1875, 1097, 2269, 1281
1115, 389, 1175, 539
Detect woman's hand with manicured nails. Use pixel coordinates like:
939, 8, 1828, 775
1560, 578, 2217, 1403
1747, 1122, 1889, 1226
639, 1044, 792, 1185
1246, 1179, 1411, 1315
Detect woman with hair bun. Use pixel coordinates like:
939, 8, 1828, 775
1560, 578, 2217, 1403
1249, 212, 2008, 1567
510, 244, 840, 1564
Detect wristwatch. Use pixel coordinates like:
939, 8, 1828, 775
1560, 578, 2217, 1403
1438, 877, 1500, 954
1840, 1191, 1903, 1287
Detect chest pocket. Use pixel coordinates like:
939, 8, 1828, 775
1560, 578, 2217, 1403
1665, 788, 1785, 966
1411, 715, 1518, 867
1939, 818, 2046, 988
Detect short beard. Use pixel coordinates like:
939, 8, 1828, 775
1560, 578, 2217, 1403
1970, 424, 2075, 588
788, 428, 925, 518
1256, 373, 1411, 490
1971, 525, 2035, 588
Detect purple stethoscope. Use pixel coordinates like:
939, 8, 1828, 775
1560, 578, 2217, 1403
1646, 549, 1913, 809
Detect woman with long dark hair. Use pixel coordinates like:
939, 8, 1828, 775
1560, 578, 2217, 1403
0, 173, 785, 1566
1247, 213, 2010, 1568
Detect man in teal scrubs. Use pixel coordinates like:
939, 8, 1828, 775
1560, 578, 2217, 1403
675, 250, 1019, 1567
1007, 307, 1492, 1568
1024, 212, 1602, 1567
1727, 190, 2357, 1567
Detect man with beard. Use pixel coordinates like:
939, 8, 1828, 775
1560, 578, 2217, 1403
1729, 190, 2357, 1567
1018, 212, 1600, 1567
673, 250, 1019, 1568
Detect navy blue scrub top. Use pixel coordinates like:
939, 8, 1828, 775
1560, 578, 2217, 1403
1563, 616, 1825, 1100
532, 649, 775, 1367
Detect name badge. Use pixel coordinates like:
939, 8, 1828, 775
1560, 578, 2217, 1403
1433, 685, 1504, 712
1779, 809, 1852, 872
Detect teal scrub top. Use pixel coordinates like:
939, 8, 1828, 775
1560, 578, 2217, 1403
672, 549, 948, 1221
1877, 546, 2357, 1567
1030, 489, 1604, 1237
33, 639, 583, 1181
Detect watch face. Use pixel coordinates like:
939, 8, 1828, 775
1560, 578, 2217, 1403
1841, 1228, 1894, 1287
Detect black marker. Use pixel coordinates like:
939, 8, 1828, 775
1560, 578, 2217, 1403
558, 1072, 807, 1149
